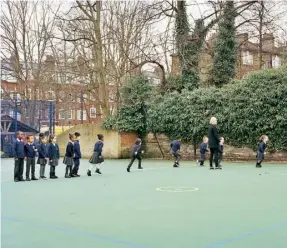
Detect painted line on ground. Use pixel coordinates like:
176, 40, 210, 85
2, 216, 149, 248
156, 186, 199, 193
201, 222, 287, 248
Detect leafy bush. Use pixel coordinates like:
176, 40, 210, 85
148, 68, 287, 151
102, 76, 152, 138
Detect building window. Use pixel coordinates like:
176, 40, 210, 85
272, 56, 281, 68
59, 109, 65, 119
47, 90, 55, 100
59, 109, 73, 119
10, 92, 18, 99
242, 51, 253, 65
90, 107, 96, 118
77, 110, 87, 120
66, 110, 73, 119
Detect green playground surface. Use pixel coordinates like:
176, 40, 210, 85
1, 158, 287, 248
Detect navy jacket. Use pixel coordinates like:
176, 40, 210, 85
170, 140, 180, 152
24, 143, 37, 158
94, 141, 104, 155
208, 125, 220, 149
200, 142, 208, 154
65, 142, 74, 158
132, 144, 142, 156
48, 143, 60, 159
13, 139, 25, 158
74, 140, 81, 159
218, 144, 224, 154
38, 143, 48, 159
258, 142, 266, 153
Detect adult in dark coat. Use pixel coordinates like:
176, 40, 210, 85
208, 117, 220, 170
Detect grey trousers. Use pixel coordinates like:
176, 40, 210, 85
39, 165, 46, 177
26, 157, 36, 178
172, 151, 182, 163
14, 158, 24, 180
50, 166, 56, 174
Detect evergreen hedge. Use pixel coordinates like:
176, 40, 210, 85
148, 68, 287, 151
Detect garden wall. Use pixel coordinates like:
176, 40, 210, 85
57, 124, 137, 159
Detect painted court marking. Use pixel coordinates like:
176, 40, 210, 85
2, 216, 149, 248
156, 186, 199, 193
201, 222, 287, 248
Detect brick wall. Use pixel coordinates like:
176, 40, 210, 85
120, 132, 139, 158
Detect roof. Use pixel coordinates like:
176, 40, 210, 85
1, 115, 39, 133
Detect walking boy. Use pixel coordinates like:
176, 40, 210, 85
13, 131, 25, 182
127, 138, 143, 172
24, 135, 38, 181
72, 132, 81, 177
170, 137, 182, 167
197, 136, 208, 166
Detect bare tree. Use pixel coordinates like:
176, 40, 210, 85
1, 0, 60, 129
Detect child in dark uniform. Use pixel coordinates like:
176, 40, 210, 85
13, 131, 25, 182
63, 134, 75, 178
197, 136, 208, 166
218, 137, 224, 168
256, 135, 269, 168
37, 136, 48, 179
48, 135, 60, 179
24, 135, 38, 181
87, 134, 104, 176
170, 137, 182, 167
127, 138, 144, 172
72, 132, 81, 177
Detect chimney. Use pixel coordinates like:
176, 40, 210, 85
236, 33, 249, 45
262, 33, 275, 50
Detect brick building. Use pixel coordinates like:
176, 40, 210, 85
1, 54, 117, 127
171, 33, 287, 82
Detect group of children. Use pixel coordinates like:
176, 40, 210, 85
13, 132, 61, 181
12, 129, 269, 182
13, 131, 81, 182
170, 135, 268, 169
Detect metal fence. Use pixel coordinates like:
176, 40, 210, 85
1, 98, 55, 133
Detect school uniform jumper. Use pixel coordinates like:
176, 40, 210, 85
48, 143, 60, 179
87, 141, 104, 175
13, 139, 25, 182
89, 141, 104, 164
208, 125, 220, 169
127, 144, 143, 172
72, 140, 81, 176
170, 140, 181, 167
199, 142, 208, 166
38, 143, 48, 178
256, 141, 266, 167
24, 143, 37, 180
63, 142, 74, 178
